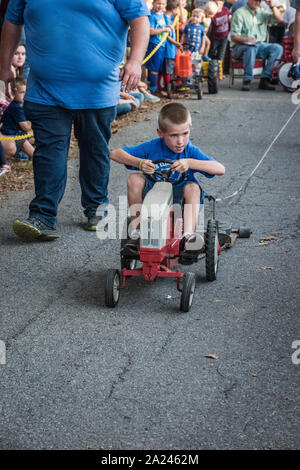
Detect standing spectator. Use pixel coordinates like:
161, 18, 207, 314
182, 8, 212, 60
231, 0, 284, 91
209, 0, 231, 63
164, 0, 183, 97
291, 0, 300, 60
146, 0, 171, 95
0, 0, 149, 241
0, 0, 10, 38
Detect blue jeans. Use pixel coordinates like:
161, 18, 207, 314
24, 101, 117, 228
232, 42, 283, 81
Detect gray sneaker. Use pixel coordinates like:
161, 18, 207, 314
13, 217, 60, 241
83, 214, 107, 231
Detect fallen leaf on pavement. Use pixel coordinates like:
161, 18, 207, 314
261, 266, 274, 270
204, 354, 219, 360
259, 235, 279, 246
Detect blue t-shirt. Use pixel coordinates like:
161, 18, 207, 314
149, 11, 167, 47
123, 138, 214, 186
6, 0, 149, 109
183, 24, 205, 52
164, 14, 177, 59
1, 101, 27, 135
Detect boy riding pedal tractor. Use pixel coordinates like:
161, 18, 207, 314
110, 102, 225, 255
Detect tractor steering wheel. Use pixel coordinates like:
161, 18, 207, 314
146, 158, 186, 186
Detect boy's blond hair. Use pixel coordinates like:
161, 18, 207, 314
158, 103, 192, 132
15, 77, 27, 88
204, 1, 218, 16
191, 8, 204, 16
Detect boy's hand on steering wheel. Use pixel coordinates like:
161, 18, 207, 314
140, 159, 156, 174
171, 159, 189, 174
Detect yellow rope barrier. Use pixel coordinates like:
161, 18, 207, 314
120, 15, 180, 69
0, 131, 33, 141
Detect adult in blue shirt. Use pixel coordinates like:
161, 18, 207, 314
0, 0, 150, 241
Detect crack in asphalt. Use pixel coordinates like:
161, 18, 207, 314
5, 252, 93, 346
107, 352, 132, 400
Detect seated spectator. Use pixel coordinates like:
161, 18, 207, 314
208, 0, 231, 64
0, 77, 34, 161
12, 43, 26, 77
230, 0, 284, 91
283, 2, 296, 34
137, 81, 161, 101
117, 91, 141, 116
261, 0, 287, 44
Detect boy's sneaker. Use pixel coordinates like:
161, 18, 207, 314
0, 165, 10, 179
13, 217, 60, 241
144, 92, 160, 103
83, 213, 107, 231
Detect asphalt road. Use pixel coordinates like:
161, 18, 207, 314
0, 80, 299, 450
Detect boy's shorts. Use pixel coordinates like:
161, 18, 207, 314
145, 44, 165, 72
142, 177, 203, 206
15, 132, 28, 153
163, 58, 175, 75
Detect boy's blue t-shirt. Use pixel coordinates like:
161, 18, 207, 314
6, 0, 149, 109
149, 11, 167, 47
183, 24, 205, 52
123, 138, 214, 186
164, 14, 177, 59
1, 101, 27, 135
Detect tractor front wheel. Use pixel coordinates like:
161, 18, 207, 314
180, 272, 196, 312
105, 269, 121, 308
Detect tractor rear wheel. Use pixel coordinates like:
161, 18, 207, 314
206, 219, 220, 281
207, 60, 219, 94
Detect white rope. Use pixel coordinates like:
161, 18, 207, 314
216, 103, 300, 203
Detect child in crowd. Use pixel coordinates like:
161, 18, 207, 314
203, 1, 218, 33
208, 0, 231, 63
181, 8, 212, 61
0, 77, 34, 162
164, 0, 183, 97
110, 102, 225, 253
146, 0, 172, 95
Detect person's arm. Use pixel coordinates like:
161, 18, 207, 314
18, 120, 32, 132
120, 16, 150, 92
167, 35, 183, 49
0, 20, 23, 98
265, 0, 285, 22
110, 148, 155, 173
179, 0, 188, 23
171, 158, 225, 175
292, 8, 300, 61
150, 26, 172, 35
